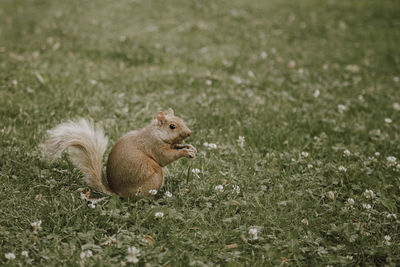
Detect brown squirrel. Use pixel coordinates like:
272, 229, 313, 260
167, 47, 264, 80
42, 108, 197, 199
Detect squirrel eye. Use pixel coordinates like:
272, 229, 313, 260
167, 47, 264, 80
169, 124, 176, 130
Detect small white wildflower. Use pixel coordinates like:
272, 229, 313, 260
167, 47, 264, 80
345, 65, 359, 72
89, 203, 96, 209
165, 191, 172, 198
237, 136, 245, 148
347, 198, 355, 205
301, 218, 309, 226
387, 213, 397, 219
231, 75, 243, 84
301, 152, 309, 158
248, 70, 255, 78
248, 227, 259, 239
338, 104, 347, 114
338, 166, 347, 172
364, 189, 375, 199
393, 102, 400, 111
393, 77, 399, 83
21, 251, 29, 257
313, 89, 320, 98
214, 185, 224, 192
203, 142, 217, 149
205, 80, 212, 86
343, 149, 351, 156
30, 220, 42, 232
12, 80, 18, 86
90, 80, 97, 85
80, 250, 93, 259
375, 152, 380, 156
387, 156, 397, 163
384, 235, 391, 241
307, 164, 313, 169
148, 189, 157, 195
5, 253, 16, 260
362, 203, 371, 209
384, 118, 392, 124
154, 212, 164, 218
126, 247, 140, 263
260, 51, 267, 59
232, 185, 240, 194
192, 168, 200, 174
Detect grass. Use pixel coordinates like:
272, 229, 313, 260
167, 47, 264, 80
1, 0, 400, 265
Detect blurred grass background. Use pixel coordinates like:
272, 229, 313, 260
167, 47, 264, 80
1, 0, 400, 265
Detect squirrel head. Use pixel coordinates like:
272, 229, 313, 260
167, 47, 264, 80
153, 108, 192, 144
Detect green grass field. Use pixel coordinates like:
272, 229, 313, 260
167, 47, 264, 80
1, 0, 400, 265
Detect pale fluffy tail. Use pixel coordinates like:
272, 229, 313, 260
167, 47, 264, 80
41, 118, 111, 194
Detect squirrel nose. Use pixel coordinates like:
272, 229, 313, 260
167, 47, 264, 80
186, 130, 192, 137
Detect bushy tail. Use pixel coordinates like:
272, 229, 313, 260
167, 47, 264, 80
41, 118, 111, 194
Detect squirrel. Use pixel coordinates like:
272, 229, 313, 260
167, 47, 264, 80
41, 108, 197, 199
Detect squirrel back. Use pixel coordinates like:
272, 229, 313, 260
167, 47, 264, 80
41, 109, 196, 199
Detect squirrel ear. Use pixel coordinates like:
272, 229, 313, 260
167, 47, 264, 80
157, 111, 166, 125
167, 108, 174, 116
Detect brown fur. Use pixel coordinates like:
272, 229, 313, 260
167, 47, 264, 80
42, 109, 196, 199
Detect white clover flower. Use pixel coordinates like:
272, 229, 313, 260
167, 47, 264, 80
21, 251, 29, 257
301, 218, 309, 226
165, 191, 172, 198
338, 166, 347, 172
237, 136, 245, 148
307, 164, 313, 169
393, 102, 400, 111
126, 247, 140, 263
30, 220, 42, 232
248, 70, 255, 78
148, 189, 157, 195
5, 253, 16, 260
260, 51, 267, 59
387, 213, 397, 219
384, 118, 392, 124
214, 185, 224, 192
301, 152, 309, 158
347, 198, 355, 205
248, 227, 259, 240
89, 203, 96, 209
387, 156, 397, 163
338, 104, 347, 113
154, 212, 164, 218
362, 203, 371, 209
343, 149, 351, 156
203, 142, 217, 149
394, 77, 400, 83
313, 89, 320, 98
345, 65, 359, 72
384, 235, 391, 241
375, 152, 380, 156
364, 189, 375, 199
232, 185, 240, 194
80, 250, 93, 259
205, 80, 212, 86
12, 80, 18, 86
90, 80, 97, 85
192, 168, 201, 174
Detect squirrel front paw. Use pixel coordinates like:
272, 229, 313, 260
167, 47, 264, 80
182, 144, 197, 158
